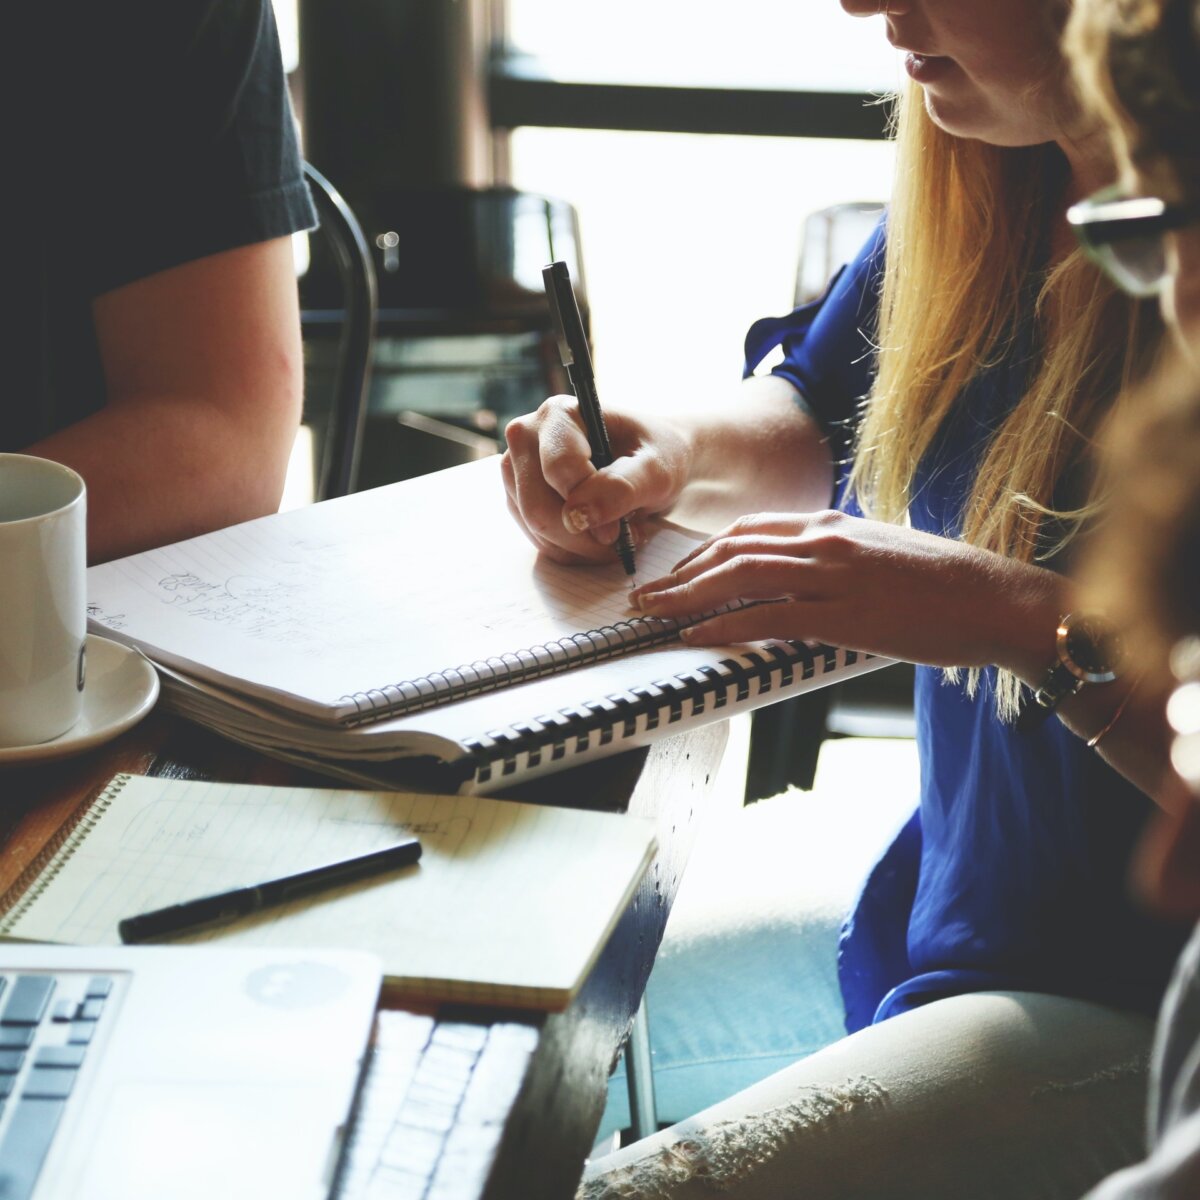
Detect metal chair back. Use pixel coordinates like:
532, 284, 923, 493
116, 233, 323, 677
302, 162, 377, 500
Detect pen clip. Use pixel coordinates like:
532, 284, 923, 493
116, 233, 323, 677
543, 261, 588, 371
544, 286, 573, 367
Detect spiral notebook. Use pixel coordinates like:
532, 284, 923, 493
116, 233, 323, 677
87, 458, 889, 792
0, 774, 657, 1012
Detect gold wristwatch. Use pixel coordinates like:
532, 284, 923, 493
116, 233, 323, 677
1016, 612, 1122, 731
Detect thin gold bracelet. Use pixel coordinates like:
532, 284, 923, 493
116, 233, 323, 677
1087, 679, 1139, 749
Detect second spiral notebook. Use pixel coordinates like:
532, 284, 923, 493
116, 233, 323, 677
87, 457, 888, 792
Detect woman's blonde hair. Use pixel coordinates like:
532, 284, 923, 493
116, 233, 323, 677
847, 85, 1158, 720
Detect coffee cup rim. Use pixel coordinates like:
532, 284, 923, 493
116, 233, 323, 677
0, 453, 86, 526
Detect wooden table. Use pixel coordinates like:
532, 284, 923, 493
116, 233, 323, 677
3, 710, 729, 1200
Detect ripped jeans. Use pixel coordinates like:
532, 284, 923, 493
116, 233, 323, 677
578, 991, 1154, 1200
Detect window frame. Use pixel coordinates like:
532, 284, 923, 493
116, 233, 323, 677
489, 52, 892, 140
487, 0, 892, 142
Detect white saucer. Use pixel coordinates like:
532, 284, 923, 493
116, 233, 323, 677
0, 635, 159, 766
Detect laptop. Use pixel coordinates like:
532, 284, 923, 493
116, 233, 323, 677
0, 942, 381, 1200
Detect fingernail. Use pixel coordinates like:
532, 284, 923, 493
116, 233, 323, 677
679, 625, 695, 641
564, 506, 590, 533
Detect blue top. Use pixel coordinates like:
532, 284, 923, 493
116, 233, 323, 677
744, 220, 1186, 1033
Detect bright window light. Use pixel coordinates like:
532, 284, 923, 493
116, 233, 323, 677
507, 4, 898, 413
511, 129, 894, 414
506, 2, 898, 91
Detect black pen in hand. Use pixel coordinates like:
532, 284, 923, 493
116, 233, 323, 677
542, 260, 637, 577
117, 836, 422, 943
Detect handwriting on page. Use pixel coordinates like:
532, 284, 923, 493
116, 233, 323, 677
137, 536, 684, 648
154, 570, 323, 644
85, 459, 709, 709
96, 513, 696, 660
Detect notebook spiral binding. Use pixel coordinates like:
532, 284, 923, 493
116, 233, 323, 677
462, 642, 869, 786
0, 773, 129, 933
340, 615, 688, 726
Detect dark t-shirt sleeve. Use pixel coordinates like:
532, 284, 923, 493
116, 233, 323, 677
76, 0, 316, 297
6, 0, 319, 449
743, 217, 886, 483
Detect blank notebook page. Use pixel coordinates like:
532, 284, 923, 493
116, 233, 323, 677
0, 775, 657, 1010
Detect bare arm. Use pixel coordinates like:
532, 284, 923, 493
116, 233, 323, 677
26, 237, 303, 563
631, 509, 1172, 805
970, 569, 1172, 805
665, 375, 836, 532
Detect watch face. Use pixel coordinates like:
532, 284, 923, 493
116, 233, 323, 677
1059, 614, 1121, 683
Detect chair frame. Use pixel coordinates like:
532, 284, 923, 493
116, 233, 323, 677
302, 162, 378, 501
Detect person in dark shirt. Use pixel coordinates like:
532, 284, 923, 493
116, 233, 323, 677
10, 1, 315, 562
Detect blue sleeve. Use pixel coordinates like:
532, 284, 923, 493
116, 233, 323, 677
743, 217, 886, 489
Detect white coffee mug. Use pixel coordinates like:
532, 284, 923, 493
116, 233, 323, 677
0, 455, 87, 747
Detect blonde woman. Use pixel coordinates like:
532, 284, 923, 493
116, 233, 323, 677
504, 1, 1186, 1197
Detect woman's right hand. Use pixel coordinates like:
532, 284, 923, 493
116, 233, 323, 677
501, 394, 693, 565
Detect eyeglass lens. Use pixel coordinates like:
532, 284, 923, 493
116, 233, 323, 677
1096, 237, 1168, 298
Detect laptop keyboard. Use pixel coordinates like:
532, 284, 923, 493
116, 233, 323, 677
0, 975, 543, 1200
0, 971, 115, 1200
336, 1010, 539, 1200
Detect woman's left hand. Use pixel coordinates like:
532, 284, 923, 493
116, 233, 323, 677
632, 510, 1061, 673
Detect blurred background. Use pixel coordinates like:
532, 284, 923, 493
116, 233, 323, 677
276, 0, 898, 502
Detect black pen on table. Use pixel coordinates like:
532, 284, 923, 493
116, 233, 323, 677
542, 260, 638, 578
117, 836, 422, 944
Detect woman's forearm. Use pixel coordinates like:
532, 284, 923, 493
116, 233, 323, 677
667, 374, 836, 532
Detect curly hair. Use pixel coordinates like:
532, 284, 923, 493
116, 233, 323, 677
1085, 354, 1200, 676
1067, 0, 1200, 201
1069, 0, 1200, 671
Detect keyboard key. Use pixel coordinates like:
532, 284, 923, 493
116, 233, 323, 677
380, 1124, 444, 1178
397, 1091, 457, 1135
50, 999, 76, 1023
85, 977, 113, 1000
0, 1052, 25, 1074
457, 1025, 538, 1124
365, 1165, 428, 1199
0, 1097, 67, 1200
66, 1022, 94, 1045
428, 1022, 488, 1054
34, 1046, 86, 1070
428, 1126, 502, 1200
22, 1068, 76, 1101
77, 998, 105, 1022
0, 1076, 13, 1099
0, 977, 54, 1026
0, 1028, 33, 1051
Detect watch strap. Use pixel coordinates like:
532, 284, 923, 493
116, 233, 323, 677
1016, 663, 1083, 731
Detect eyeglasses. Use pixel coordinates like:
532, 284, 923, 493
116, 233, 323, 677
1067, 186, 1200, 298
